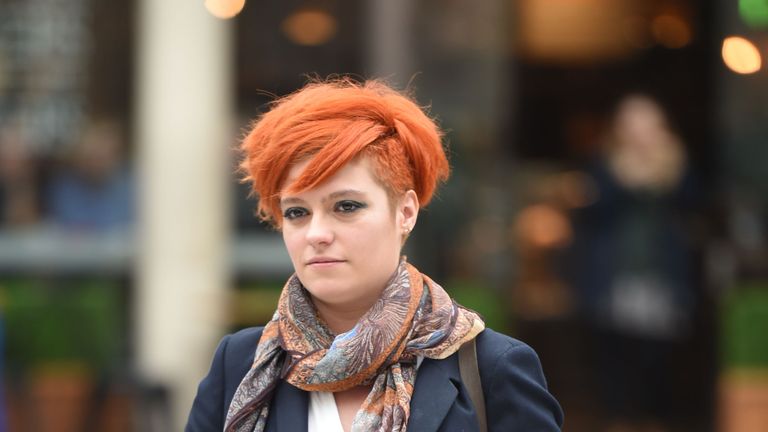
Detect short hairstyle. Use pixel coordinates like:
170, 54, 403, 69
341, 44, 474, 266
240, 78, 450, 227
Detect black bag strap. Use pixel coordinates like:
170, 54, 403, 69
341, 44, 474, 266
458, 338, 487, 432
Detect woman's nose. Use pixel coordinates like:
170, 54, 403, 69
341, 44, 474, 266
305, 214, 334, 247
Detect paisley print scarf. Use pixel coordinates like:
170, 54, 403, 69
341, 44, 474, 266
224, 260, 485, 432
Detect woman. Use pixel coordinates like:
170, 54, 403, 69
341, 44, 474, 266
186, 79, 563, 432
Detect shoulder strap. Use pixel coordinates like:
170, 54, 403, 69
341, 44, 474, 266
458, 338, 487, 432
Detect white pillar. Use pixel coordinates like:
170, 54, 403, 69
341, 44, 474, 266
365, 0, 415, 88
134, 0, 233, 427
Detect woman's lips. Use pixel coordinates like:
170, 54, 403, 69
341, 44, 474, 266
306, 258, 345, 268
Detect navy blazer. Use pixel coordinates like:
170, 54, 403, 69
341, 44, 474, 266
186, 327, 563, 431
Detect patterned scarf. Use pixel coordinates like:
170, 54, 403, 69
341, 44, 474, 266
224, 260, 485, 432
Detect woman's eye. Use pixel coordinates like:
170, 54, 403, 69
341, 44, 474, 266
283, 207, 308, 220
335, 200, 365, 214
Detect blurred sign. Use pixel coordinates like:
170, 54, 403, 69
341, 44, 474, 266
516, 0, 694, 63
0, 0, 89, 154
516, 0, 638, 63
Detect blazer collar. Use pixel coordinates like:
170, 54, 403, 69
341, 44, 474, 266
267, 355, 460, 432
407, 354, 461, 431
268, 380, 309, 432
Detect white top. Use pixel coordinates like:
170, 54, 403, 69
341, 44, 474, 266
308, 391, 345, 432
307, 357, 424, 432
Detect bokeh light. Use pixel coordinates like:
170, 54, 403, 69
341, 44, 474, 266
514, 204, 573, 249
651, 14, 693, 49
722, 36, 762, 74
282, 8, 337, 46
205, 0, 246, 20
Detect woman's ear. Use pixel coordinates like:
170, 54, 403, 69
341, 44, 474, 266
399, 189, 419, 234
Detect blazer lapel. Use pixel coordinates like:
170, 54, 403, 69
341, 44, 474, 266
267, 380, 309, 432
407, 355, 460, 432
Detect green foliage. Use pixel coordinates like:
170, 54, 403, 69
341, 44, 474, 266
722, 282, 768, 368
740, 0, 768, 28
1, 279, 122, 371
446, 279, 510, 334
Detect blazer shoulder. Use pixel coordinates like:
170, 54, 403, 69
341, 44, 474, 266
221, 326, 265, 397
224, 326, 264, 362
185, 326, 264, 432
473, 328, 564, 430
474, 328, 529, 358
474, 328, 544, 373
474, 327, 549, 389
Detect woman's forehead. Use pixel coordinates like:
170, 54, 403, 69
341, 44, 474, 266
281, 157, 380, 198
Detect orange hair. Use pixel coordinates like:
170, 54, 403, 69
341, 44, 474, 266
240, 78, 450, 227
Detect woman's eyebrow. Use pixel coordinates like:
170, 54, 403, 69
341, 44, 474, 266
323, 189, 365, 203
280, 190, 365, 207
280, 197, 305, 207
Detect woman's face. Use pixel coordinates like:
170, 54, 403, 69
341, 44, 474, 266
279, 156, 418, 312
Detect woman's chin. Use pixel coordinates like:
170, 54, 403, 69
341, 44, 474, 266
305, 285, 371, 312
304, 283, 351, 303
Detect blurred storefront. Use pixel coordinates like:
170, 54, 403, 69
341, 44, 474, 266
1, 0, 767, 431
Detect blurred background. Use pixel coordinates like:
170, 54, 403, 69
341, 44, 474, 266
1, 0, 767, 431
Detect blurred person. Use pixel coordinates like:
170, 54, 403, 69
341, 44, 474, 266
0, 121, 41, 227
46, 119, 134, 230
186, 78, 564, 432
567, 94, 700, 432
